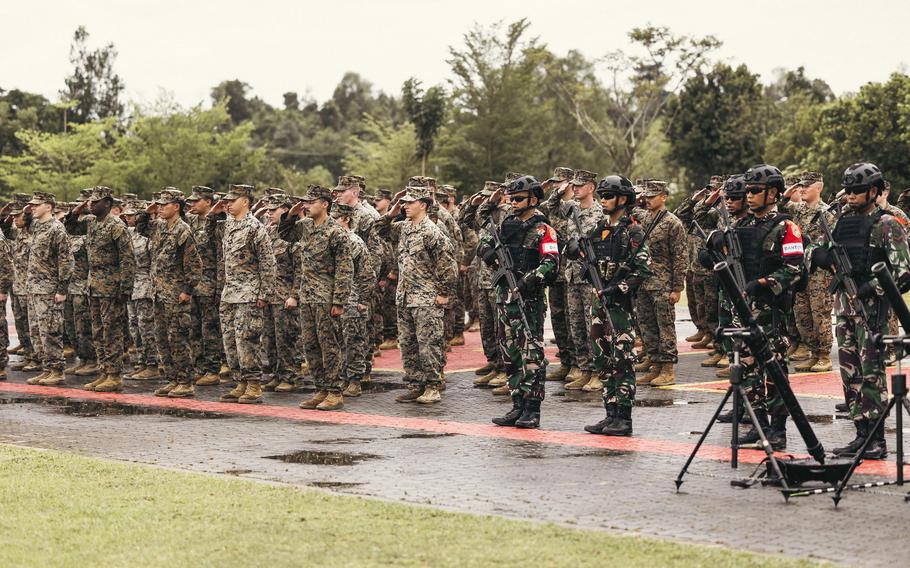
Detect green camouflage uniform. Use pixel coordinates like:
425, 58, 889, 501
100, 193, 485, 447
262, 220, 300, 384
128, 226, 157, 368
339, 221, 378, 384
0, 232, 12, 370
187, 211, 226, 376
10, 222, 34, 359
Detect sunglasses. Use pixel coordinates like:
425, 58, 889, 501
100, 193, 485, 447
598, 193, 618, 200
723, 194, 744, 201
509, 195, 529, 203
843, 186, 870, 195
745, 186, 767, 195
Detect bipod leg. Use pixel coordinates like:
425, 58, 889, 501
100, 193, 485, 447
731, 381, 740, 469
737, 385, 790, 497
832, 397, 898, 507
675, 386, 734, 491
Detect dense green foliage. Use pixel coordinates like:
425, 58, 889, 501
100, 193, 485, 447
2, 22, 909, 203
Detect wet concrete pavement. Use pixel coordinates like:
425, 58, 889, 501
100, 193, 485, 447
2, 312, 909, 566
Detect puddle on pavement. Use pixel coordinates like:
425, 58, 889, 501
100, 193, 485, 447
264, 450, 380, 466
310, 437, 379, 445
398, 432, 458, 439
563, 449, 631, 458
806, 414, 834, 424
308, 481, 365, 489
361, 381, 406, 393
221, 469, 254, 475
0, 395, 231, 419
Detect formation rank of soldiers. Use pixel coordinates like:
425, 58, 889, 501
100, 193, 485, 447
1, 161, 909, 458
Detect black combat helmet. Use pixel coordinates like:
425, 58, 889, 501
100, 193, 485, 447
842, 162, 884, 190
596, 175, 635, 198
743, 164, 785, 192
723, 174, 747, 199
506, 175, 544, 201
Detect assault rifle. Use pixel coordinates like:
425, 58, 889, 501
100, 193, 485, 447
569, 204, 615, 332
712, 200, 748, 289
713, 260, 826, 463
813, 206, 873, 331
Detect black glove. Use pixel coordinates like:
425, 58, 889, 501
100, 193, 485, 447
515, 275, 537, 297
564, 239, 580, 260
479, 245, 497, 267
697, 249, 715, 270
706, 230, 725, 253
811, 247, 834, 271
856, 281, 876, 301
744, 279, 763, 297
898, 273, 910, 294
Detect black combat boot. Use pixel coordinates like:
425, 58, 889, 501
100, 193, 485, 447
492, 394, 525, 426
833, 420, 869, 456
717, 399, 750, 424
767, 414, 787, 451
834, 402, 850, 413
602, 405, 633, 436
515, 398, 541, 429
584, 402, 616, 434
737, 409, 770, 446
862, 421, 888, 460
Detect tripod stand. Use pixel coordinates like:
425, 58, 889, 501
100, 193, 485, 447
675, 327, 791, 494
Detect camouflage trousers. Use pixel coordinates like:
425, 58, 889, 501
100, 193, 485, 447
794, 271, 834, 354
637, 287, 679, 364
90, 296, 128, 375
129, 298, 157, 366
547, 280, 574, 367
464, 267, 479, 322
836, 311, 888, 422
738, 306, 789, 416
11, 294, 33, 358
477, 287, 501, 368
380, 281, 398, 340
689, 272, 718, 335
452, 273, 466, 337
71, 294, 95, 362
63, 295, 75, 349
191, 295, 224, 375
220, 302, 265, 383
300, 303, 343, 392
398, 304, 445, 387
341, 305, 370, 383
28, 294, 65, 371
495, 286, 546, 400
566, 282, 594, 371
591, 294, 636, 408
685, 271, 699, 330
0, 297, 8, 368
262, 303, 299, 383
154, 299, 193, 382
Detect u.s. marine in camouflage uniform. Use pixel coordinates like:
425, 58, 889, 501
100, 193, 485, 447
0, 224, 12, 378
376, 186, 457, 404
24, 192, 74, 386
4, 194, 37, 370
282, 186, 353, 411
809, 163, 910, 460
577, 176, 653, 436
215, 184, 277, 405
477, 175, 558, 429
123, 199, 158, 379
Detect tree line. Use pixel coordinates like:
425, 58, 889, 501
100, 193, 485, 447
2, 21, 910, 205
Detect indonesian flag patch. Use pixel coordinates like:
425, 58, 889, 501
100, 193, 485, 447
781, 221, 804, 256
539, 224, 559, 255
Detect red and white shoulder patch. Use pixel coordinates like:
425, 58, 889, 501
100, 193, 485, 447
539, 224, 559, 255
781, 220, 804, 256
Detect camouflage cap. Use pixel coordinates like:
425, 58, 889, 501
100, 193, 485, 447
263, 194, 291, 210
334, 175, 362, 192
88, 186, 114, 202
408, 176, 437, 189
709, 175, 725, 189
8, 193, 31, 214
111, 197, 124, 208
223, 184, 255, 201
376, 188, 393, 199
27, 191, 57, 206
399, 186, 430, 203
122, 200, 144, 215
155, 188, 185, 205
503, 172, 523, 184
187, 186, 215, 202
639, 179, 669, 197
481, 181, 500, 196
75, 188, 94, 202
301, 185, 332, 202
546, 167, 575, 183
797, 171, 823, 186
569, 169, 598, 186
265, 187, 287, 196
331, 202, 355, 218
122, 193, 138, 201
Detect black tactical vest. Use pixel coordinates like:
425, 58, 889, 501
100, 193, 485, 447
735, 214, 791, 283
590, 219, 631, 264
499, 214, 545, 276
832, 210, 887, 283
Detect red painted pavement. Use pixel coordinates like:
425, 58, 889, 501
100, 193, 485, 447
0, 381, 903, 479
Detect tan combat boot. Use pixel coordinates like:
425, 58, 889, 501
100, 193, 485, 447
701, 352, 723, 367
299, 361, 309, 375
155, 381, 178, 397
395, 385, 423, 403
94, 375, 123, 392
7, 344, 23, 355
0, 370, 6, 381
685, 330, 704, 343
565, 371, 592, 390
545, 364, 571, 381
650, 363, 676, 387
715, 355, 730, 369
378, 338, 399, 350
64, 361, 84, 375
810, 354, 833, 373
195, 373, 221, 386
238, 381, 263, 404
219, 364, 232, 381
124, 364, 145, 379
74, 361, 100, 376
448, 334, 465, 347
790, 343, 812, 361
275, 381, 296, 393
316, 391, 344, 410
488, 371, 508, 388
168, 382, 195, 398
793, 355, 818, 372
220, 381, 247, 402
564, 366, 584, 383
343, 380, 362, 397
27, 370, 52, 385
299, 390, 328, 409
132, 366, 161, 380
38, 370, 66, 386
692, 335, 713, 349
22, 360, 43, 372
361, 373, 372, 383
83, 374, 108, 391
473, 368, 499, 387
262, 377, 281, 391
582, 373, 604, 392
633, 357, 652, 373
716, 365, 731, 378
491, 383, 511, 396
416, 384, 442, 404
63, 345, 75, 358
636, 364, 661, 386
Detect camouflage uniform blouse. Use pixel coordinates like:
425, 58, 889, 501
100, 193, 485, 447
26, 217, 74, 296
220, 213, 276, 304
129, 227, 154, 301
376, 214, 457, 308
137, 215, 203, 302
288, 216, 352, 307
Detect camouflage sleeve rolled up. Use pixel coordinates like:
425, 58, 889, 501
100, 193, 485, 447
329, 224, 353, 306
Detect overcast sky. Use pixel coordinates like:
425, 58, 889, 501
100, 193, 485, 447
4, 0, 908, 108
